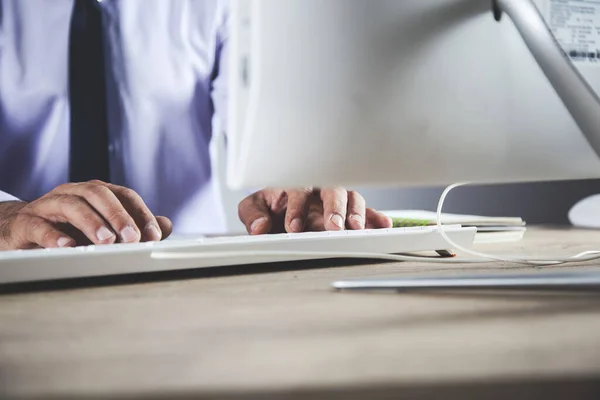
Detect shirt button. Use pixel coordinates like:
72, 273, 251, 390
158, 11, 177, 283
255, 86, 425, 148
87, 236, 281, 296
108, 142, 120, 154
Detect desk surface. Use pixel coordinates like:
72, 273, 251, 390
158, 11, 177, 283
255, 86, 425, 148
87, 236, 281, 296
1, 227, 600, 399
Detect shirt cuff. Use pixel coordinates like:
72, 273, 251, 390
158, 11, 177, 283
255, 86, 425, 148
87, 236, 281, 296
0, 191, 21, 202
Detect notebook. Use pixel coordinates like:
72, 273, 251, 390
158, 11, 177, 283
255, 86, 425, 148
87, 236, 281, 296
383, 210, 526, 244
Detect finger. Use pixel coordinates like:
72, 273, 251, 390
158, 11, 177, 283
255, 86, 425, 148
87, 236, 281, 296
55, 222, 93, 246
305, 201, 326, 231
238, 192, 272, 235
68, 182, 149, 243
321, 187, 348, 231
284, 188, 313, 233
106, 184, 160, 242
19, 214, 75, 249
268, 190, 288, 214
365, 208, 393, 229
346, 190, 366, 230
156, 216, 173, 240
34, 194, 118, 245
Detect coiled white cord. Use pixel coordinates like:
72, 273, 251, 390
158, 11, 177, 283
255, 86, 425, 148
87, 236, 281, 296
436, 183, 600, 266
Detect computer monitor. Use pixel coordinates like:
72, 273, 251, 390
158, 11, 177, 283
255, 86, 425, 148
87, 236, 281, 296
226, 0, 600, 190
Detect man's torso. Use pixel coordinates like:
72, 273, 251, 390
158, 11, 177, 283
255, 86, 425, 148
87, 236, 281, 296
0, 0, 228, 233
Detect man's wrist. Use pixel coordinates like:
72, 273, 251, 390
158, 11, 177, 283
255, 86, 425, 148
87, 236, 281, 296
0, 201, 27, 217
0, 201, 26, 246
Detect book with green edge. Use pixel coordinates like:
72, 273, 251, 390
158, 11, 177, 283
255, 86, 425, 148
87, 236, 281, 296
384, 210, 525, 228
390, 218, 432, 228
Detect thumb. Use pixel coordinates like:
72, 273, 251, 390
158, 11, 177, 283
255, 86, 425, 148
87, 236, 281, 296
238, 192, 272, 235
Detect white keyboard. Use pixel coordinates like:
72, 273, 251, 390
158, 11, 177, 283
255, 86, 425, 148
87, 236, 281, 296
0, 225, 476, 284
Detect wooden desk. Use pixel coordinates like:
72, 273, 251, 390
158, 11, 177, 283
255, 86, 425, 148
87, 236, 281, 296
1, 227, 600, 399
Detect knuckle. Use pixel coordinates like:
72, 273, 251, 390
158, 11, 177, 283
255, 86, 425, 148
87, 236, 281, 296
136, 211, 154, 224
121, 188, 137, 199
88, 179, 105, 186
331, 199, 345, 212
347, 190, 359, 198
287, 202, 307, 214
289, 188, 310, 198
239, 194, 264, 215
54, 183, 73, 193
238, 199, 249, 216
274, 190, 288, 202
71, 210, 102, 231
251, 191, 264, 202
25, 216, 48, 239
253, 188, 269, 196
59, 194, 80, 208
285, 209, 302, 220
26, 196, 53, 217
106, 207, 131, 225
86, 184, 112, 199
120, 188, 140, 202
322, 187, 341, 199
81, 212, 99, 224
335, 187, 348, 197
57, 195, 83, 216
130, 207, 155, 225
41, 228, 57, 244
128, 199, 152, 214
348, 191, 365, 207
242, 194, 256, 206
29, 216, 45, 230
368, 207, 382, 216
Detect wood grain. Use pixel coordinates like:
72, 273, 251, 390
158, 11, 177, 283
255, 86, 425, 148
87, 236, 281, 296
1, 227, 600, 399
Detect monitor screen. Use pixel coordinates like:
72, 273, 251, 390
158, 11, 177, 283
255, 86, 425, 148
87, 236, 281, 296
227, 0, 600, 190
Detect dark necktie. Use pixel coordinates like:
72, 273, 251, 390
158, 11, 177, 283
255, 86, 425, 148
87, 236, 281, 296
68, 0, 110, 183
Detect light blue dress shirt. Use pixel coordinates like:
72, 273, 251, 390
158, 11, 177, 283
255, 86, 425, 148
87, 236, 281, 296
0, 0, 229, 234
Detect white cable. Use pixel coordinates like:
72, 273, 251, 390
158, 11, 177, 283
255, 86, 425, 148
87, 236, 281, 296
436, 183, 600, 266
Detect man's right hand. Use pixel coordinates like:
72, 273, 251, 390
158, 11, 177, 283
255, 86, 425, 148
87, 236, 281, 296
0, 181, 172, 250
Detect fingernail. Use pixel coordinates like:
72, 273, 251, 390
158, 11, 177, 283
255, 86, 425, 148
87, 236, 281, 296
145, 224, 162, 241
330, 214, 344, 230
290, 218, 303, 233
57, 237, 73, 248
349, 214, 364, 229
385, 216, 394, 228
251, 217, 268, 234
120, 225, 139, 243
96, 226, 115, 242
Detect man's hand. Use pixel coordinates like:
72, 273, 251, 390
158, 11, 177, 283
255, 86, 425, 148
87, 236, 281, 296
0, 181, 172, 250
238, 188, 392, 234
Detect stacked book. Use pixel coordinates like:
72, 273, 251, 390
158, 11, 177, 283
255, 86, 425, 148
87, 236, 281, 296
383, 210, 526, 244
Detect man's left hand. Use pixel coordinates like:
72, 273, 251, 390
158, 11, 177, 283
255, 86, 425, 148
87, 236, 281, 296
238, 188, 392, 235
